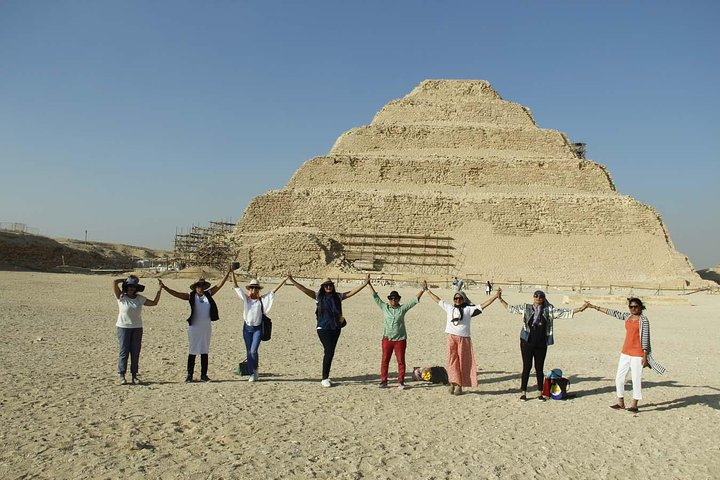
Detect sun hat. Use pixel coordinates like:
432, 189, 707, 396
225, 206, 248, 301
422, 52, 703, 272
122, 275, 145, 293
246, 279, 263, 289
387, 290, 401, 300
190, 278, 211, 291
320, 278, 335, 286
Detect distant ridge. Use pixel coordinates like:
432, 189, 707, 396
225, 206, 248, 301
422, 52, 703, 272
0, 230, 168, 272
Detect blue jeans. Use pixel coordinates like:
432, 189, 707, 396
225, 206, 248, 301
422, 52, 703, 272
243, 324, 262, 374
117, 327, 143, 375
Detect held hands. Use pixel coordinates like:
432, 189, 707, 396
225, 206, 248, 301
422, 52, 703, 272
495, 287, 502, 298
422, 280, 428, 291
580, 301, 591, 312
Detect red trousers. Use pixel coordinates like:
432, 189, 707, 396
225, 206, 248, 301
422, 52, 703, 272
381, 337, 407, 383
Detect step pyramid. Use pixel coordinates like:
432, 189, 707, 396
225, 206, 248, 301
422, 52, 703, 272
231, 80, 700, 287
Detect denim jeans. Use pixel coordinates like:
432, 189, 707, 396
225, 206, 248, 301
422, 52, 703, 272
243, 324, 262, 374
117, 327, 143, 375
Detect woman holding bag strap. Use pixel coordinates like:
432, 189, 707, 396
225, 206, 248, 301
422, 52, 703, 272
232, 272, 287, 383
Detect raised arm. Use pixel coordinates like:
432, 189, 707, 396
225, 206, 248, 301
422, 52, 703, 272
586, 303, 610, 315
573, 302, 591, 315
416, 280, 428, 300
586, 303, 628, 320
143, 280, 163, 307
210, 268, 232, 296
160, 280, 190, 300
231, 270, 240, 289
425, 286, 441, 303
287, 274, 316, 300
497, 288, 508, 309
342, 274, 371, 300
113, 278, 123, 299
272, 276, 288, 294
496, 289, 525, 315
479, 288, 502, 310
367, 278, 377, 295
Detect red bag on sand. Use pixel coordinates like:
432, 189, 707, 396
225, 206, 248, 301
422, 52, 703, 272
542, 378, 551, 397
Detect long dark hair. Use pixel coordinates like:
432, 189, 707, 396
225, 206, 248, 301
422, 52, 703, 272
316, 283, 341, 320
627, 297, 646, 311
317, 284, 336, 298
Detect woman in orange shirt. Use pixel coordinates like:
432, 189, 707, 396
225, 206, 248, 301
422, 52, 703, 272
586, 298, 665, 413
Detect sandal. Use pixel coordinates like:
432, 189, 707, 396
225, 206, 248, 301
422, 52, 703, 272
626, 407, 639, 413
453, 386, 463, 395
519, 394, 527, 401
610, 404, 625, 410
537, 394, 546, 401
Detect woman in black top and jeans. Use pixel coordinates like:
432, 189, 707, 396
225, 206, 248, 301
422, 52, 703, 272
288, 274, 369, 388
498, 289, 588, 400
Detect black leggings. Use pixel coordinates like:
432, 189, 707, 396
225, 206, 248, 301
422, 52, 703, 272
317, 329, 341, 380
187, 354, 209, 376
520, 340, 547, 392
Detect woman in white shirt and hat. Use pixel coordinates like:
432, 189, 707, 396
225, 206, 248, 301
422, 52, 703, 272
160, 268, 232, 382
112, 275, 162, 385
231, 272, 288, 382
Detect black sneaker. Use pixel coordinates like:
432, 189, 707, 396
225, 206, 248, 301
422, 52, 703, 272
185, 375, 193, 383
200, 375, 211, 382
378, 381, 388, 388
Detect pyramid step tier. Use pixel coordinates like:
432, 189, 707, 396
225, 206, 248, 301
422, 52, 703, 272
288, 155, 615, 193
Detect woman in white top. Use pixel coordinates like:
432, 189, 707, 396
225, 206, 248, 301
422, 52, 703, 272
231, 272, 288, 382
160, 268, 231, 383
425, 288, 501, 395
113, 275, 161, 385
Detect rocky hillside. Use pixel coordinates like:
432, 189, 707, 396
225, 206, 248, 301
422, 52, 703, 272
0, 231, 169, 272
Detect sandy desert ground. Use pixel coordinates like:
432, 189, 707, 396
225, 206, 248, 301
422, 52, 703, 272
0, 271, 718, 479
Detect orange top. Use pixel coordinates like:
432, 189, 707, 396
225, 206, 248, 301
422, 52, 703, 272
622, 317, 644, 357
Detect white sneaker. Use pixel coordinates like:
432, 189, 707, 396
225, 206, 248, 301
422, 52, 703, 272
248, 373, 257, 382
320, 378, 332, 388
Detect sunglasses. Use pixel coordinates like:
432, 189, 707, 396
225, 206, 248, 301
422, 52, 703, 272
629, 304, 641, 308
323, 284, 334, 289
453, 297, 463, 301
388, 297, 400, 300
533, 295, 545, 298
249, 286, 260, 290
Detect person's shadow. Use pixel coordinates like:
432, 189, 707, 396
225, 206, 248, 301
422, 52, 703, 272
570, 377, 720, 411
641, 385, 720, 411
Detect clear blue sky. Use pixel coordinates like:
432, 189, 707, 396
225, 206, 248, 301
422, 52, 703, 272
1, 1, 718, 268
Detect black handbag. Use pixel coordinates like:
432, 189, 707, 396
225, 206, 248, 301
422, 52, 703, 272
238, 359, 249, 376
260, 298, 272, 341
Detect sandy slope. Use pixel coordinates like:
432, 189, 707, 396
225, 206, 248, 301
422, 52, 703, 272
0, 271, 718, 479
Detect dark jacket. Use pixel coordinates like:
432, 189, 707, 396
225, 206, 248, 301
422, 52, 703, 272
315, 292, 342, 330
187, 290, 219, 325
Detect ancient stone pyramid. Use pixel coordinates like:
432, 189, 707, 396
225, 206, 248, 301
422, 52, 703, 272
232, 79, 700, 287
